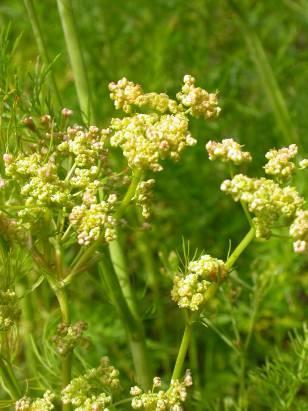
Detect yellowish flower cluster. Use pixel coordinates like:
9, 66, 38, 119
109, 77, 143, 113
290, 210, 308, 254
221, 174, 304, 238
15, 391, 55, 411
299, 159, 308, 169
206, 138, 252, 165
171, 255, 227, 311
58, 125, 107, 167
69, 194, 117, 245
109, 78, 180, 114
61, 357, 119, 410
110, 113, 196, 172
52, 321, 89, 356
130, 371, 192, 410
4, 153, 70, 207
134, 92, 180, 114
0, 289, 20, 331
136, 179, 155, 218
176, 75, 221, 119
264, 144, 298, 179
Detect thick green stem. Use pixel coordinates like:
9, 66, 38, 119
171, 227, 256, 380
109, 238, 139, 320
23, 0, 62, 106
98, 250, 151, 389
56, 0, 94, 122
54, 288, 72, 411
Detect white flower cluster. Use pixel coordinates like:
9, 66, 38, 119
171, 255, 227, 311
206, 138, 252, 165
15, 391, 55, 411
264, 144, 298, 179
110, 113, 196, 172
290, 210, 308, 254
69, 194, 117, 245
61, 357, 119, 410
131, 371, 192, 410
136, 179, 155, 218
176, 75, 221, 119
58, 125, 107, 167
221, 174, 304, 238
0, 289, 19, 331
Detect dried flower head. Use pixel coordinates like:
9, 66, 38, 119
206, 138, 252, 165
52, 321, 89, 356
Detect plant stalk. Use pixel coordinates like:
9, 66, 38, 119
98, 249, 151, 389
56, 0, 94, 122
55, 288, 72, 411
23, 0, 62, 106
171, 322, 192, 381
171, 226, 256, 380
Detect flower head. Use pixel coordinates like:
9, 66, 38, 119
176, 75, 221, 119
206, 138, 252, 165
264, 144, 298, 179
171, 255, 227, 311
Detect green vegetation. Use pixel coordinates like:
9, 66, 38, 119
0, 1, 307, 410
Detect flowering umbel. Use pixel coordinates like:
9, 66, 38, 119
15, 391, 55, 411
171, 255, 228, 311
130, 370, 193, 410
206, 138, 252, 165
61, 357, 120, 410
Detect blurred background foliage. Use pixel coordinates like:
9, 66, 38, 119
0, 0, 307, 409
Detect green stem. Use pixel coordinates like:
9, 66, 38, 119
55, 288, 72, 411
115, 169, 143, 220
171, 322, 192, 381
23, 0, 62, 106
225, 226, 255, 270
171, 226, 256, 380
98, 250, 151, 389
109, 238, 139, 320
56, 0, 94, 122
